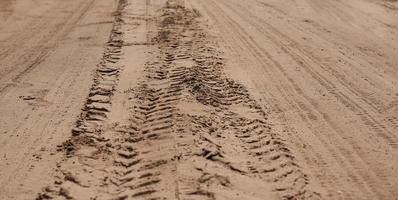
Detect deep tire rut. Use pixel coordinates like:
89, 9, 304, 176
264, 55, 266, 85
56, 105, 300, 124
37, 0, 320, 199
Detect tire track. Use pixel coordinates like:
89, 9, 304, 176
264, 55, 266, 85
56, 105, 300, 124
195, 0, 398, 199
151, 1, 319, 199
36, 0, 320, 199
193, 2, 350, 198
214, 2, 398, 198
36, 0, 126, 199
185, 32, 319, 199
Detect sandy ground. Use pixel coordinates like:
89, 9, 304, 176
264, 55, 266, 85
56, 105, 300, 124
0, 0, 397, 199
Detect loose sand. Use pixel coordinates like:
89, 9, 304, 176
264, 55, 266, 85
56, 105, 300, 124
0, 0, 397, 199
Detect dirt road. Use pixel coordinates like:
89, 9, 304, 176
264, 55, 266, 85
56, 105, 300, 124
0, 0, 397, 199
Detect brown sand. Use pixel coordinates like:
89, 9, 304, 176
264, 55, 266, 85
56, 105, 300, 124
0, 0, 397, 199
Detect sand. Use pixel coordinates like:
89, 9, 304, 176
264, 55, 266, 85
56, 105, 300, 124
0, 0, 397, 199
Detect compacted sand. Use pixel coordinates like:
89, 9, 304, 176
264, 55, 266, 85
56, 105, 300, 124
0, 0, 397, 199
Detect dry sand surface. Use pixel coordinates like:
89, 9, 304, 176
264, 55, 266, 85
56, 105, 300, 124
0, 0, 397, 199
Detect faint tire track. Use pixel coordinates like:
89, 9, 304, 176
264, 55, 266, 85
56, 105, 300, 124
0, 0, 96, 95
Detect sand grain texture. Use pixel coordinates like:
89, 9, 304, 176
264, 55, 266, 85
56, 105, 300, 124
0, 0, 397, 199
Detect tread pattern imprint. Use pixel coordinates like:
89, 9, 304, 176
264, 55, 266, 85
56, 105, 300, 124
36, 0, 321, 199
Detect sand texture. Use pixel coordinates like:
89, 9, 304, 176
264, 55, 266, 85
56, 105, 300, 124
0, 0, 397, 199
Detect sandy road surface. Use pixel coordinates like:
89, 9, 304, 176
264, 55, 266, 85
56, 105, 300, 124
0, 0, 397, 199
0, 0, 118, 198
